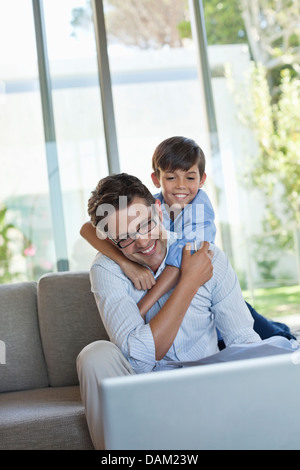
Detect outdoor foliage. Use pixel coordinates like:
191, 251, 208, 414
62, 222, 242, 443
226, 63, 300, 279
229, 64, 300, 226
71, 0, 246, 48
0, 205, 24, 283
71, 0, 190, 49
70, 0, 300, 284
203, 0, 246, 45
240, 0, 300, 76
71, 0, 300, 78
0, 204, 46, 283
243, 284, 300, 317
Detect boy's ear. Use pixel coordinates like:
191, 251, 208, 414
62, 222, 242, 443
151, 172, 161, 188
154, 199, 163, 222
199, 172, 207, 188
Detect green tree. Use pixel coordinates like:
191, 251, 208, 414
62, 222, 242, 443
240, 0, 300, 77
71, 0, 247, 48
71, 0, 190, 49
244, 65, 300, 226
71, 1, 299, 82
227, 63, 300, 279
203, 0, 246, 45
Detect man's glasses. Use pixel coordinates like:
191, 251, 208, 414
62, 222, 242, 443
109, 215, 158, 249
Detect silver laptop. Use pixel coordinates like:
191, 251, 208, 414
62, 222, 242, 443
101, 352, 300, 450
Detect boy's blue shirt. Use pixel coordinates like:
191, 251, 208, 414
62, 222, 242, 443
153, 189, 216, 268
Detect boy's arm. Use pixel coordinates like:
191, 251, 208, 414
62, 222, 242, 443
137, 265, 180, 318
81, 222, 178, 317
80, 222, 156, 290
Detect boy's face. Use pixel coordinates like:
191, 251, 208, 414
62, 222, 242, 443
151, 164, 206, 210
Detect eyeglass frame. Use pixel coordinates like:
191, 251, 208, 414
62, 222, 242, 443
108, 213, 158, 249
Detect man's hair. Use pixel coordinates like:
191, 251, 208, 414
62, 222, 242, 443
152, 136, 206, 178
88, 173, 156, 227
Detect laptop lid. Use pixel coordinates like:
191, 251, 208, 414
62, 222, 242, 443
101, 353, 300, 450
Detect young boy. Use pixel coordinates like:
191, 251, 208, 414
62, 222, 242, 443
137, 136, 216, 314
81, 136, 295, 341
81, 136, 213, 317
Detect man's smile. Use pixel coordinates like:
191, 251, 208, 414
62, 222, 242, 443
138, 240, 157, 255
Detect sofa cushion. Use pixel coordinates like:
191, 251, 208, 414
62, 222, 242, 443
0, 282, 49, 393
0, 385, 94, 450
38, 271, 109, 387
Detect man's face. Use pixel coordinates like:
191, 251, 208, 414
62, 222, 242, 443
107, 196, 167, 272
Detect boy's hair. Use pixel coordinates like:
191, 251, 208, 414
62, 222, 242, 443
88, 173, 156, 227
152, 136, 206, 178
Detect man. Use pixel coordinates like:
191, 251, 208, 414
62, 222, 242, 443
77, 173, 261, 449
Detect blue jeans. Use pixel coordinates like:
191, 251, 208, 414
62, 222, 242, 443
218, 301, 296, 350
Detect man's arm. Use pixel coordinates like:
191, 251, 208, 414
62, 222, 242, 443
91, 242, 213, 370
149, 242, 213, 360
137, 265, 180, 318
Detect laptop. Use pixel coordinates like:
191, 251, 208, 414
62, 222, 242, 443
101, 352, 300, 450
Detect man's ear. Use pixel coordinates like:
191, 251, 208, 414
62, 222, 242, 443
151, 172, 161, 188
199, 172, 207, 188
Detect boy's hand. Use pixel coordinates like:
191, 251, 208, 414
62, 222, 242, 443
120, 259, 156, 290
180, 241, 213, 292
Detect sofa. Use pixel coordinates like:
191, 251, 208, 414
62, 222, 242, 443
0, 271, 109, 450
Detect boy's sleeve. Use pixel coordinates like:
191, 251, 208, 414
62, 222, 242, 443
166, 190, 217, 268
165, 239, 195, 268
182, 191, 216, 243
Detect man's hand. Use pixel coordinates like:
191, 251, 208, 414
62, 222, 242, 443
180, 241, 213, 293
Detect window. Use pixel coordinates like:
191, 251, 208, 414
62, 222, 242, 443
103, 0, 215, 197
0, 0, 55, 282
202, 0, 300, 319
0, 0, 109, 282
1, 0, 299, 326
42, 0, 108, 271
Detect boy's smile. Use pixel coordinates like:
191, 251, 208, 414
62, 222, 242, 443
151, 164, 206, 215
